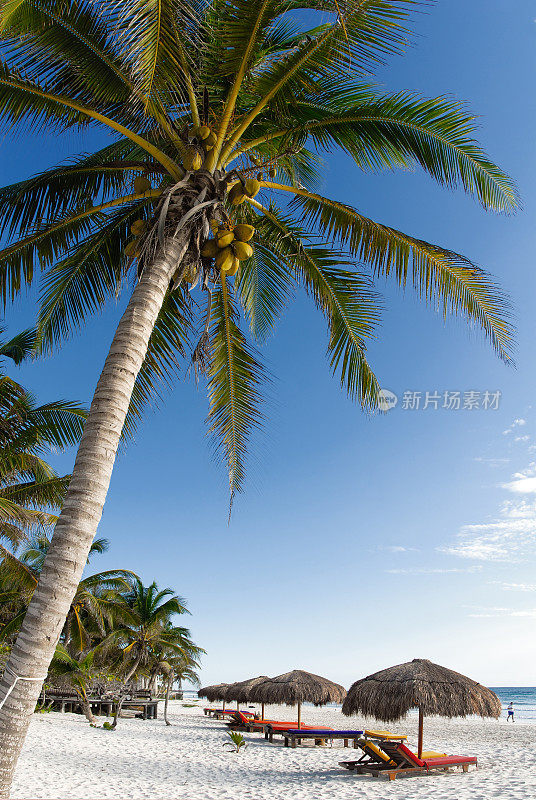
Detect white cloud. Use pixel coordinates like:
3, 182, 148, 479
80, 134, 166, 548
440, 494, 536, 562
514, 435, 530, 443
467, 607, 536, 619
496, 582, 536, 592
386, 566, 482, 575
381, 545, 417, 553
503, 476, 536, 493
503, 418, 527, 435
473, 457, 510, 467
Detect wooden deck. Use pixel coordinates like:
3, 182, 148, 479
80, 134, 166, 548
44, 696, 159, 719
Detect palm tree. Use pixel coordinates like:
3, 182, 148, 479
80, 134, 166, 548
97, 578, 197, 727
0, 1, 517, 788
0, 536, 135, 651
0, 328, 86, 547
48, 644, 99, 724
159, 652, 201, 726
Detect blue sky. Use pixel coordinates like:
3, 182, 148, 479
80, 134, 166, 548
3, 1, 536, 688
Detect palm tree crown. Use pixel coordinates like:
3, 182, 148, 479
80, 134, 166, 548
0, 0, 516, 508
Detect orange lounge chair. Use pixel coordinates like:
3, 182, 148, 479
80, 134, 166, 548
340, 737, 477, 780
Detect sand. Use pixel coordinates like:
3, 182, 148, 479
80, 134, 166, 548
12, 700, 535, 799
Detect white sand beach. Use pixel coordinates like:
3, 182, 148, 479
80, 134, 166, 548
12, 700, 535, 799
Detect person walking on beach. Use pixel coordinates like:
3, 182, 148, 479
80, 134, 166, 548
507, 702, 515, 722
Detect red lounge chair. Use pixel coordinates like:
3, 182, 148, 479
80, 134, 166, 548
340, 738, 477, 780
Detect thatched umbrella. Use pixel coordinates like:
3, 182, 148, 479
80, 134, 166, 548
249, 670, 347, 729
342, 658, 501, 758
197, 683, 230, 711
225, 675, 270, 718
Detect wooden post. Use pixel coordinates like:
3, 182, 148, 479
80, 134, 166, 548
261, 702, 265, 720
297, 702, 301, 730
417, 706, 424, 759
222, 699, 226, 712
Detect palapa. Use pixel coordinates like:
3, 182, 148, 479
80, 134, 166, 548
224, 675, 270, 716
249, 670, 347, 728
342, 658, 501, 757
197, 682, 230, 710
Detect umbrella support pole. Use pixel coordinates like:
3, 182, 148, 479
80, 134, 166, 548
297, 702, 301, 730
418, 707, 424, 759
222, 701, 226, 712
261, 703, 265, 720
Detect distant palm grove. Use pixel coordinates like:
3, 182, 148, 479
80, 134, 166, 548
0, 0, 516, 795
0, 329, 202, 728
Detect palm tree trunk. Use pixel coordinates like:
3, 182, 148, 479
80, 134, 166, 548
0, 238, 187, 797
111, 652, 143, 730
80, 694, 97, 726
163, 677, 172, 726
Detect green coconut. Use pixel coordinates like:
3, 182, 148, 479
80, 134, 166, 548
233, 241, 253, 260
215, 247, 234, 271
217, 231, 235, 248
244, 178, 261, 197
233, 224, 255, 242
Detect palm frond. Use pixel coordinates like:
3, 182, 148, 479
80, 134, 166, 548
288, 189, 514, 361
207, 277, 265, 511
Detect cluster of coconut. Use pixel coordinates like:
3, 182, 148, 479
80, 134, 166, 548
201, 223, 255, 277
182, 125, 218, 171
228, 177, 262, 206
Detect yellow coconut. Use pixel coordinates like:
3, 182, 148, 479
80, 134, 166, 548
131, 219, 147, 236
215, 247, 234, 271
197, 125, 211, 140
134, 176, 151, 194
217, 231, 235, 248
244, 178, 261, 197
206, 131, 217, 147
223, 257, 240, 277
233, 241, 253, 260
228, 184, 246, 205
233, 224, 255, 242
183, 146, 202, 171
201, 239, 219, 258
268, 167, 277, 179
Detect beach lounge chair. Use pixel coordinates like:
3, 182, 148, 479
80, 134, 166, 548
339, 734, 476, 780
280, 729, 363, 748
263, 722, 333, 743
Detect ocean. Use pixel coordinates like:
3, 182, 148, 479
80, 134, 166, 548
492, 687, 536, 721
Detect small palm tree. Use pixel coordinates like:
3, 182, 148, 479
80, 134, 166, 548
49, 644, 99, 724
157, 651, 201, 725
0, 1, 517, 788
97, 578, 197, 727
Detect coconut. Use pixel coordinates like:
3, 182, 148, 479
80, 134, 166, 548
134, 176, 151, 194
232, 241, 253, 260
197, 125, 211, 140
268, 167, 277, 179
217, 231, 235, 248
131, 219, 147, 236
206, 131, 217, 147
244, 178, 261, 197
215, 247, 234, 271
228, 184, 246, 205
201, 239, 219, 258
223, 257, 240, 277
233, 224, 255, 242
124, 240, 139, 258
183, 147, 202, 171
